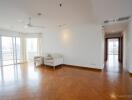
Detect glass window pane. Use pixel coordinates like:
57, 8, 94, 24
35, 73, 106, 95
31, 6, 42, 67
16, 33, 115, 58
2, 37, 14, 66
26, 38, 38, 61
15, 37, 21, 63
0, 37, 2, 67
108, 39, 119, 55
0, 36, 21, 66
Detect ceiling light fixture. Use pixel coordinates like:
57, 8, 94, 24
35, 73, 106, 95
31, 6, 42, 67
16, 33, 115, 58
59, 0, 62, 7
37, 12, 42, 16
59, 3, 62, 7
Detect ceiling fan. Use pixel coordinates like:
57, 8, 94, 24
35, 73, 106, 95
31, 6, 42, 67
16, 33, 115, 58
24, 17, 45, 29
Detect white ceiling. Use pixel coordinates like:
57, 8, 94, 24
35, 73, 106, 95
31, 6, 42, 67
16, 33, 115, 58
0, 0, 132, 33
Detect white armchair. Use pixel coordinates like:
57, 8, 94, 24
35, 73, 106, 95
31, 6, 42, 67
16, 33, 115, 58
34, 56, 44, 67
44, 54, 64, 70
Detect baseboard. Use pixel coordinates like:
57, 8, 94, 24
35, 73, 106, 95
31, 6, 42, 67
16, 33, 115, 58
129, 73, 132, 76
63, 64, 102, 72
129, 71, 132, 76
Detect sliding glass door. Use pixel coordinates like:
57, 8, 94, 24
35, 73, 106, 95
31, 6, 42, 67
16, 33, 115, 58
0, 36, 2, 67
0, 36, 40, 66
0, 36, 20, 66
1, 37, 14, 66
26, 38, 38, 61
13, 37, 21, 64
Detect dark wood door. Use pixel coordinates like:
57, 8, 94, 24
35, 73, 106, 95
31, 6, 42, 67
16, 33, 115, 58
104, 38, 108, 61
118, 36, 123, 63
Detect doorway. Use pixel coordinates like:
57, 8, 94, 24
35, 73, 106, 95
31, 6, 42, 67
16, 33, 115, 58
104, 36, 123, 72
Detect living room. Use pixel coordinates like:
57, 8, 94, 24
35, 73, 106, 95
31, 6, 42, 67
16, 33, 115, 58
0, 0, 132, 100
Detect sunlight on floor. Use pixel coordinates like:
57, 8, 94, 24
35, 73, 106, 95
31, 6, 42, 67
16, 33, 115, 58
107, 55, 120, 72
0, 63, 40, 85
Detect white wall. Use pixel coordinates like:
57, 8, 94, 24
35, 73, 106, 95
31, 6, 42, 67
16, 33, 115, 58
43, 24, 104, 69
127, 18, 132, 73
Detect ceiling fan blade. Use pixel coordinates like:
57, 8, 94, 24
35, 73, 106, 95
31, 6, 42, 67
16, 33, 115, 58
23, 16, 45, 29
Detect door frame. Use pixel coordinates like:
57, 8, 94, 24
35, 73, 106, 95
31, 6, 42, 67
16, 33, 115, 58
104, 33, 123, 64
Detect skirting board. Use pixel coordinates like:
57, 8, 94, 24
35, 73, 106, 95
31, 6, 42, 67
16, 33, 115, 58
129, 71, 132, 76
129, 73, 132, 76
63, 64, 102, 72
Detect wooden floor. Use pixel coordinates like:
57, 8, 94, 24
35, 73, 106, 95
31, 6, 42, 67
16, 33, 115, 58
104, 55, 123, 73
0, 63, 132, 100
